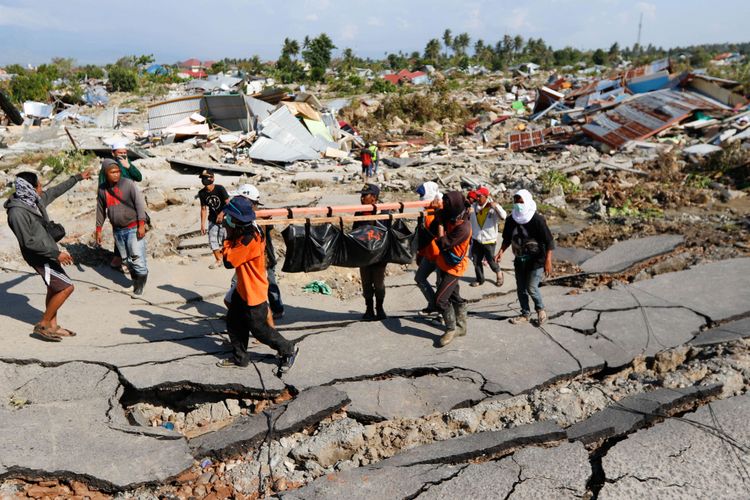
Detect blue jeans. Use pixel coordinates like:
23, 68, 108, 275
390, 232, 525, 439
414, 258, 438, 310
514, 264, 544, 316
114, 227, 148, 276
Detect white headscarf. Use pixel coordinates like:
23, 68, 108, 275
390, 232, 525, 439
511, 189, 537, 225
418, 181, 443, 202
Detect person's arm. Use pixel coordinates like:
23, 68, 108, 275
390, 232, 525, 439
131, 183, 148, 239
95, 188, 107, 245
495, 218, 514, 262
537, 215, 555, 276
492, 201, 507, 220
222, 233, 263, 269
436, 221, 470, 252
125, 160, 143, 182
40, 174, 81, 206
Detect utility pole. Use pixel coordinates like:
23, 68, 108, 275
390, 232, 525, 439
636, 12, 643, 53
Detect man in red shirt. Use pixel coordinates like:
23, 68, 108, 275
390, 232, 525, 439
219, 196, 298, 373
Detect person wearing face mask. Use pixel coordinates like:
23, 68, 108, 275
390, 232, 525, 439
198, 170, 230, 269
468, 186, 506, 287
495, 190, 554, 325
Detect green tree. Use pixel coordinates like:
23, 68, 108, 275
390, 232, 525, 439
442, 29, 453, 58
277, 38, 305, 83
4, 64, 27, 76
8, 72, 51, 103
302, 33, 336, 82
341, 47, 356, 72
424, 38, 441, 66
592, 49, 607, 65
50, 57, 75, 79
453, 32, 471, 57
108, 66, 138, 92
513, 35, 524, 55
76, 64, 105, 80
608, 42, 620, 63
209, 60, 229, 74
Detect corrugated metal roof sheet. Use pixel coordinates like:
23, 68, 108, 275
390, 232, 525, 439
201, 94, 249, 132
147, 96, 202, 133
582, 89, 719, 149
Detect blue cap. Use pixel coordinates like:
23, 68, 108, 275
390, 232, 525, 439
223, 196, 256, 225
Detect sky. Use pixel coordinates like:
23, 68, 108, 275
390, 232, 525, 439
0, 0, 748, 66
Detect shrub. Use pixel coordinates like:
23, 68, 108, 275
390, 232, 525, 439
8, 72, 51, 104
108, 66, 138, 92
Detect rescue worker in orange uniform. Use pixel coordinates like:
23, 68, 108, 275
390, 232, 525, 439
432, 191, 472, 347
218, 196, 298, 373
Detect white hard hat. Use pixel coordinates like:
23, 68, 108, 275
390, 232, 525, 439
235, 183, 261, 203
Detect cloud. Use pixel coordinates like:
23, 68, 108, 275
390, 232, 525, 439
0, 5, 58, 29
367, 16, 383, 27
465, 5, 482, 31
341, 23, 358, 41
305, 13, 319, 21
635, 2, 656, 20
505, 7, 533, 32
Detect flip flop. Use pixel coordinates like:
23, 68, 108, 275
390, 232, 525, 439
54, 326, 77, 337
33, 323, 62, 342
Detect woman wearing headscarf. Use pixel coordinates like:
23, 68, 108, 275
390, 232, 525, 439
495, 190, 554, 325
432, 191, 472, 347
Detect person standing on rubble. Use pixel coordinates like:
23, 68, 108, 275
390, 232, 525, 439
6, 169, 94, 341
469, 186, 506, 288
431, 191, 472, 347
414, 181, 443, 316
360, 144, 374, 179
218, 195, 298, 373
355, 183, 389, 321
495, 189, 554, 325
96, 159, 149, 295
368, 141, 379, 175
98, 141, 142, 272
198, 170, 230, 269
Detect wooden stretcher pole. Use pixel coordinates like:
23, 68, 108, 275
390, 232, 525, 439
253, 211, 427, 226
253, 200, 432, 220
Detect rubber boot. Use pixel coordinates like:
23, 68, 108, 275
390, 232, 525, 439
375, 288, 387, 320
439, 305, 457, 347
133, 274, 147, 295
362, 296, 375, 321
455, 302, 468, 337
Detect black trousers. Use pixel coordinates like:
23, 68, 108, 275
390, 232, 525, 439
360, 262, 387, 303
435, 270, 463, 311
471, 241, 499, 283
226, 291, 294, 365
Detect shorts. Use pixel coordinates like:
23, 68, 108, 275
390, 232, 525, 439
208, 222, 226, 251
32, 261, 73, 294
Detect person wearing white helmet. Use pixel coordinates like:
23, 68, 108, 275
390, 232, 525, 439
414, 182, 443, 316
224, 184, 285, 320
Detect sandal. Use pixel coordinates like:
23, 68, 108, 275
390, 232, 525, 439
33, 323, 62, 342
54, 326, 77, 337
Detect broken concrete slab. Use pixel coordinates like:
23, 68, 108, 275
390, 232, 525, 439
554, 246, 597, 266
600, 393, 750, 499
336, 369, 487, 422
633, 258, 750, 322
0, 361, 193, 490
418, 442, 591, 499
567, 384, 722, 445
581, 235, 684, 274
189, 386, 349, 459
549, 309, 599, 333
690, 317, 750, 347
380, 420, 565, 467
278, 463, 464, 500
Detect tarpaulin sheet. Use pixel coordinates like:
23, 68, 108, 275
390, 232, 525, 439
303, 118, 334, 142
281, 220, 418, 272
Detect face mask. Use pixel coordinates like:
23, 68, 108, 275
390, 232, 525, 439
513, 203, 524, 212
201, 178, 213, 186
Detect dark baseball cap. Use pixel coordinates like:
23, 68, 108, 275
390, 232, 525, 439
360, 183, 380, 198
223, 196, 256, 224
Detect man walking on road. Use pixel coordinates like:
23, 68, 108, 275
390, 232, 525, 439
469, 186, 506, 287
198, 170, 230, 269
96, 159, 149, 295
5, 169, 93, 341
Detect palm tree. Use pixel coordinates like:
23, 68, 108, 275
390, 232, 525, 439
442, 29, 453, 58
424, 38, 441, 64
453, 32, 471, 57
282, 38, 299, 59
513, 35, 524, 56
